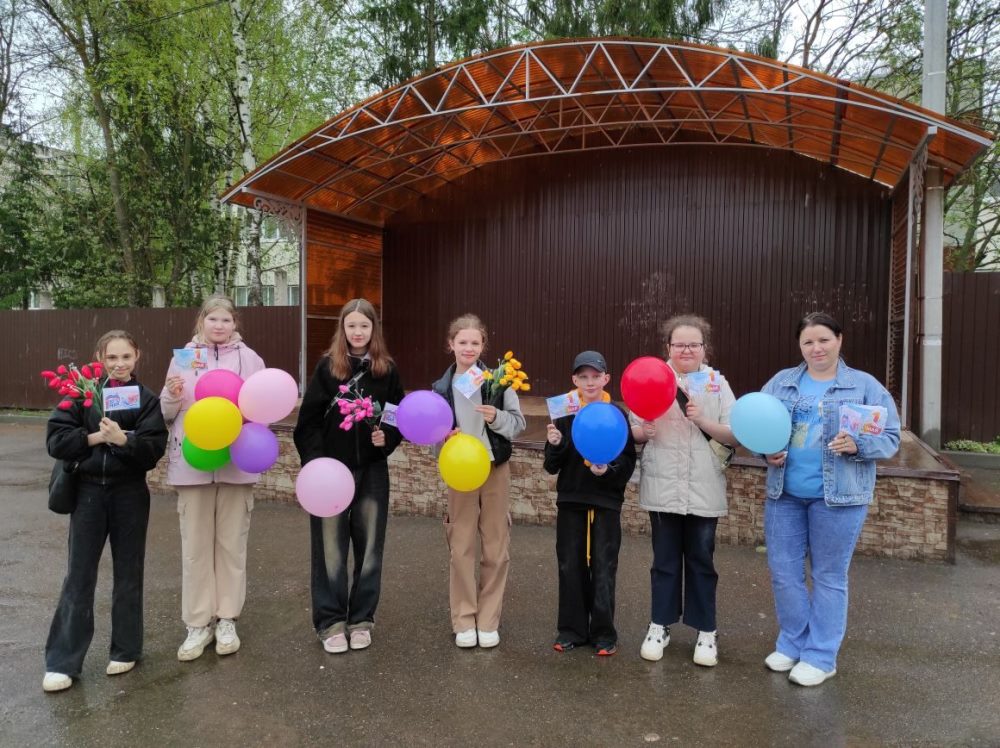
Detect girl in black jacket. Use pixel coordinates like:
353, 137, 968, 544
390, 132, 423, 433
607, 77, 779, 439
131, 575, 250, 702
42, 330, 168, 692
293, 299, 404, 653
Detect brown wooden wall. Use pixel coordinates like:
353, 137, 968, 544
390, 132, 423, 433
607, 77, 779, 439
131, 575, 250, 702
4, 307, 299, 410
381, 147, 892, 398
305, 210, 382, 370
943, 272, 1000, 442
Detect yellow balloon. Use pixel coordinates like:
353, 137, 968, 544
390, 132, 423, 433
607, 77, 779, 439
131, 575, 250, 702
184, 396, 243, 451
438, 434, 491, 493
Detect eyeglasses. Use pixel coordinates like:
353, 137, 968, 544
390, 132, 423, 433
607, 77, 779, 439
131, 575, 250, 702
669, 343, 704, 352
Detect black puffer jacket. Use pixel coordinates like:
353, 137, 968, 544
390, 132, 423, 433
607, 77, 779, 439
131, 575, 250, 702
294, 355, 405, 469
46, 379, 168, 484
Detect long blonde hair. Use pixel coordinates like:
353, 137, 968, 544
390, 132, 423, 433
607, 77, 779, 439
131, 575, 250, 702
326, 298, 394, 380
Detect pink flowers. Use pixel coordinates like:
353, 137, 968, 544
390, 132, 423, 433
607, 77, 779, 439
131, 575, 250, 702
40, 362, 105, 415
335, 382, 382, 432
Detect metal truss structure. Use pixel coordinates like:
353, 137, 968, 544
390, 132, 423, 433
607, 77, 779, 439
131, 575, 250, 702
223, 38, 992, 225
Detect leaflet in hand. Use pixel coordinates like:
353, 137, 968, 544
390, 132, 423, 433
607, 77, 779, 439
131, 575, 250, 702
684, 369, 723, 397
103, 386, 141, 412
546, 391, 581, 421
172, 348, 207, 370
380, 402, 398, 428
453, 365, 485, 399
838, 404, 888, 438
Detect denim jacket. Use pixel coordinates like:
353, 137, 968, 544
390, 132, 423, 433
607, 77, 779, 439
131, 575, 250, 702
762, 360, 900, 506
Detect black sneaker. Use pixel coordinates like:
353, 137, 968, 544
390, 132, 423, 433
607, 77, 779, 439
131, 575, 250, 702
553, 638, 577, 652
594, 641, 618, 656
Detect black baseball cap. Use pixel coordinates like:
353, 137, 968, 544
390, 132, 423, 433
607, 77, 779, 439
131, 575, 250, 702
573, 350, 608, 373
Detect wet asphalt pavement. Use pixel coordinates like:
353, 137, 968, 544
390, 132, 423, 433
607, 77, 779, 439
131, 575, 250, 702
1, 420, 999, 747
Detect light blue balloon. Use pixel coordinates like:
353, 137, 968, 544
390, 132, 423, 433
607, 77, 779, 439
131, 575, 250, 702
731, 393, 792, 455
571, 402, 628, 465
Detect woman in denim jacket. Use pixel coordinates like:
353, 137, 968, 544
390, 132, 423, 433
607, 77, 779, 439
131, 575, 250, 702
761, 312, 900, 687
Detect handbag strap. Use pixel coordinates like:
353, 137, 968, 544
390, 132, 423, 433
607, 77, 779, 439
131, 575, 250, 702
674, 387, 716, 444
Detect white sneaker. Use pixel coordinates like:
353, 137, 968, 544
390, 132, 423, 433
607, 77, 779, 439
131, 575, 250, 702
788, 661, 836, 686
215, 618, 240, 655
177, 624, 215, 661
42, 672, 72, 692
477, 630, 500, 648
693, 630, 718, 667
106, 660, 135, 676
455, 629, 477, 648
640, 623, 670, 661
323, 632, 348, 654
765, 651, 797, 672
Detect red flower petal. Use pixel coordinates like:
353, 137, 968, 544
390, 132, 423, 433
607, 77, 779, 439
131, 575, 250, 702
57, 365, 68, 375
81, 364, 93, 378
57, 400, 73, 410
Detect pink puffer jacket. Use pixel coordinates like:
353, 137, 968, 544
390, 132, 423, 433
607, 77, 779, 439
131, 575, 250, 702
159, 334, 266, 486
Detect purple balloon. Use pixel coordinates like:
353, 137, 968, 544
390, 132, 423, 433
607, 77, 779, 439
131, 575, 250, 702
229, 423, 279, 473
194, 368, 244, 404
395, 390, 453, 445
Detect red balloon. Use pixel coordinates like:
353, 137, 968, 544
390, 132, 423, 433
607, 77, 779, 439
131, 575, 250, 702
621, 357, 677, 421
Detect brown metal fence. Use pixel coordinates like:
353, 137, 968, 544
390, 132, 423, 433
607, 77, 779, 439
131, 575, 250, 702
3, 307, 299, 410
943, 271, 1000, 443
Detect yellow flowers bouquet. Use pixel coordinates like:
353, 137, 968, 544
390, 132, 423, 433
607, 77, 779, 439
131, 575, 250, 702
482, 350, 531, 402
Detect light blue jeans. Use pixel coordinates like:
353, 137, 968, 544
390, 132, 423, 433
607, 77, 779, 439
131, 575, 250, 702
765, 493, 868, 672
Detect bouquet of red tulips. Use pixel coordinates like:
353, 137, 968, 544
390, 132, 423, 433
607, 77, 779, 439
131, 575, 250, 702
40, 363, 106, 415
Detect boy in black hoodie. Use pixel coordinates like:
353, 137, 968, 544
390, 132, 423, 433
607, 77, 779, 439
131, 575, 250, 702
544, 351, 636, 656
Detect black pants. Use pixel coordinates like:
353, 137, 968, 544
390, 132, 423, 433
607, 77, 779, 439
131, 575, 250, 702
649, 511, 719, 631
555, 505, 621, 646
45, 479, 150, 677
310, 462, 390, 637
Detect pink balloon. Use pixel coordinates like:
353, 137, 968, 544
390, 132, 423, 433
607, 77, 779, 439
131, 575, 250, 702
194, 369, 244, 404
238, 368, 299, 424
295, 457, 355, 517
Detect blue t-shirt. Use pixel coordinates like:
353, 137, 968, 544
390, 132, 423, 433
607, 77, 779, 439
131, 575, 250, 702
783, 373, 831, 499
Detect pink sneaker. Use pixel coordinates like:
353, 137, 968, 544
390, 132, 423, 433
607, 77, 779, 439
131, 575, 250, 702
349, 630, 372, 650
323, 633, 348, 654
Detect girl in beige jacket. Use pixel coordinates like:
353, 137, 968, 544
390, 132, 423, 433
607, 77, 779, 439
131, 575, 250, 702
630, 315, 736, 667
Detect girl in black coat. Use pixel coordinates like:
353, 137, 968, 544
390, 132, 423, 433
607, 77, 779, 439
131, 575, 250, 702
293, 299, 404, 653
43, 330, 168, 692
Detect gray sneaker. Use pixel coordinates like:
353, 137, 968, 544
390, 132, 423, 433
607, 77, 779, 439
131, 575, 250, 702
215, 618, 241, 655
178, 624, 215, 661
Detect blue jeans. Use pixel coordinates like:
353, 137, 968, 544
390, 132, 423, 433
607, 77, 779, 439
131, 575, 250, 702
765, 494, 868, 672
45, 480, 150, 677
649, 512, 718, 631
310, 462, 389, 637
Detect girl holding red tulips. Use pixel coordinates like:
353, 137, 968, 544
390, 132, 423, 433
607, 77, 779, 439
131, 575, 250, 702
293, 298, 404, 653
42, 330, 168, 693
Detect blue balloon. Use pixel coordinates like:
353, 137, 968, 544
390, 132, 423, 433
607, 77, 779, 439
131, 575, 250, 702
571, 402, 628, 465
730, 392, 792, 455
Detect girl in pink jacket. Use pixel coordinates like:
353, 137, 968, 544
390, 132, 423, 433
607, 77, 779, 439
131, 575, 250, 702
159, 296, 265, 662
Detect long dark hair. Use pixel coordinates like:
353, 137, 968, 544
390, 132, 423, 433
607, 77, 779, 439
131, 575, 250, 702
326, 298, 393, 380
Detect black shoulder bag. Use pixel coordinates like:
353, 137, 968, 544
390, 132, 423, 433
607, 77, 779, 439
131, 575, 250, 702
48, 460, 79, 514
675, 388, 736, 469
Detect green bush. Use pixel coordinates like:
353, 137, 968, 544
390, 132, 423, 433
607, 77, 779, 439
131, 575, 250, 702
945, 438, 1000, 454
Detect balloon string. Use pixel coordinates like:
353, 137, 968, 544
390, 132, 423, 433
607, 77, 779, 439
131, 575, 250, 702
586, 509, 594, 567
